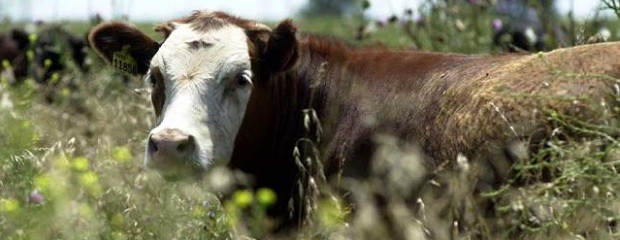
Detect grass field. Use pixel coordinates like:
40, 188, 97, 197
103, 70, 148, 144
1, 2, 620, 239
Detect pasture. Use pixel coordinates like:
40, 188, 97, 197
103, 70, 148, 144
2, 2, 620, 239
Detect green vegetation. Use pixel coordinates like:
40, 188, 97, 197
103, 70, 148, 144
2, 1, 620, 239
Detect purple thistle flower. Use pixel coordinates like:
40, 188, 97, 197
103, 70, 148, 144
415, 16, 426, 27
492, 18, 503, 32
376, 20, 386, 28
29, 191, 44, 205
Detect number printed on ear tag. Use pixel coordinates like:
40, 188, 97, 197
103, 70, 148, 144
112, 45, 138, 75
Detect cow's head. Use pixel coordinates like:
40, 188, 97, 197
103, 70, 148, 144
89, 11, 298, 177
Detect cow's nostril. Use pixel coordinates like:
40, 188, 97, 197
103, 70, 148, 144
147, 128, 194, 158
148, 136, 159, 153
176, 135, 195, 153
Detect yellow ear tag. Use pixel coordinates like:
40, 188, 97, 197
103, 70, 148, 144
112, 45, 138, 75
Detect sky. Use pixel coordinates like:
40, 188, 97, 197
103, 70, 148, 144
0, 0, 610, 22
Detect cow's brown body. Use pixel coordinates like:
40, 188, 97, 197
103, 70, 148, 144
233, 34, 620, 221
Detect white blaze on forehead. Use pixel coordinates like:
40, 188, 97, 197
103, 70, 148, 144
147, 22, 252, 168
151, 23, 250, 81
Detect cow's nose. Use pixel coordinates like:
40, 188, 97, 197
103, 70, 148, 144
147, 128, 195, 157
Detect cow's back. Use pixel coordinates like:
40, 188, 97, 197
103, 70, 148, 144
324, 42, 620, 181
434, 42, 620, 160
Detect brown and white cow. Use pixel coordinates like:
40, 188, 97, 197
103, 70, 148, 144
88, 11, 620, 226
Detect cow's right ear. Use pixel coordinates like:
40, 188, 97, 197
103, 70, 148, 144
88, 22, 159, 75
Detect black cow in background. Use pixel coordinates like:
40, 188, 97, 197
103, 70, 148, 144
34, 26, 89, 82
0, 24, 89, 84
0, 29, 30, 83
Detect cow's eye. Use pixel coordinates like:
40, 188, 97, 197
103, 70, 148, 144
236, 71, 252, 87
148, 75, 156, 86
149, 68, 164, 87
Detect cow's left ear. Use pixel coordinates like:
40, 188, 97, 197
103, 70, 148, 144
88, 22, 159, 75
249, 19, 298, 73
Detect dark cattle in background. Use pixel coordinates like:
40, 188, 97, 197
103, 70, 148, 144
0, 29, 30, 83
0, 26, 89, 84
89, 11, 620, 232
33, 26, 90, 82
492, 0, 566, 52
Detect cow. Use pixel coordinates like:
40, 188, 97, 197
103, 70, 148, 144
34, 26, 90, 82
0, 26, 89, 84
88, 11, 620, 231
0, 29, 30, 83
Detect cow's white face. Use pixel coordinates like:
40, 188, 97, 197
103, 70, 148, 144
89, 12, 298, 178
145, 23, 253, 176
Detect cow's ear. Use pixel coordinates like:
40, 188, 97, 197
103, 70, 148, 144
249, 19, 298, 73
88, 22, 159, 75
264, 20, 298, 72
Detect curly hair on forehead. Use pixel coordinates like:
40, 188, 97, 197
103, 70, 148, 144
154, 11, 271, 39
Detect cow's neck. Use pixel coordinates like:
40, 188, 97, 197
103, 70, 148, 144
230, 34, 466, 218
230, 35, 349, 199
